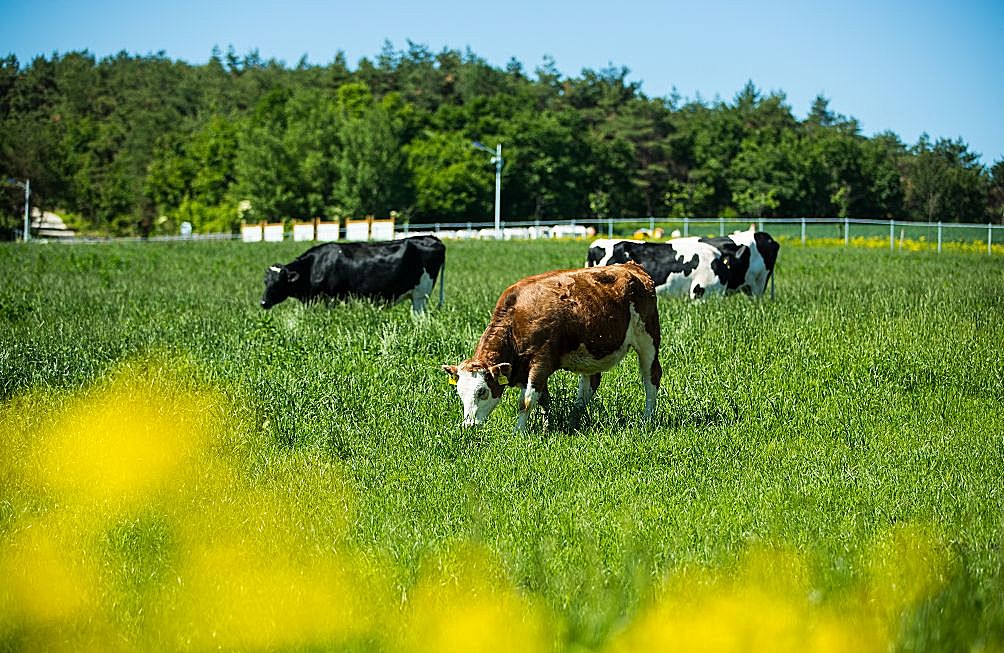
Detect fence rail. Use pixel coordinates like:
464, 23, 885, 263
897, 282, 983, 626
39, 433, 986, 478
14, 217, 1003, 254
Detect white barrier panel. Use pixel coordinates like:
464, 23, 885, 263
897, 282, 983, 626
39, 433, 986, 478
551, 225, 588, 239
478, 228, 503, 240
316, 222, 340, 241
263, 224, 284, 242
371, 220, 394, 241
503, 227, 530, 240
345, 220, 370, 241
292, 223, 315, 241
241, 224, 263, 242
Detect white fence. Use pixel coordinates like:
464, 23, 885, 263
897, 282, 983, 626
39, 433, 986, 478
396, 217, 1001, 254
25, 217, 1003, 254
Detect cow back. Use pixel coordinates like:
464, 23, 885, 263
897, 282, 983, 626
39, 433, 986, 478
477, 263, 658, 380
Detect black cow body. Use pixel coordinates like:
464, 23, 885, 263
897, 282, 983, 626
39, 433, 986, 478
586, 227, 779, 299
261, 235, 446, 312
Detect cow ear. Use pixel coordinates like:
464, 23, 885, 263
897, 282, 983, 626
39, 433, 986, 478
489, 363, 512, 385
287, 270, 300, 283
736, 244, 750, 261
441, 365, 459, 384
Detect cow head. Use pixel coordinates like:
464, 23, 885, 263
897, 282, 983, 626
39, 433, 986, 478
441, 361, 512, 426
712, 245, 751, 291
753, 232, 780, 274
261, 264, 300, 309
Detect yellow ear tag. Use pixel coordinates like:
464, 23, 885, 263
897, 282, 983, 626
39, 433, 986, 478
449, 376, 457, 385
497, 374, 509, 386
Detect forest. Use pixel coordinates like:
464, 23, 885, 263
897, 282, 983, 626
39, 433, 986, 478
2, 42, 1002, 237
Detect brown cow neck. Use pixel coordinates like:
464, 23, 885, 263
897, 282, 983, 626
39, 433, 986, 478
470, 322, 516, 369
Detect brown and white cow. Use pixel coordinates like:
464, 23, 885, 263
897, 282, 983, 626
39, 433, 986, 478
441, 262, 662, 430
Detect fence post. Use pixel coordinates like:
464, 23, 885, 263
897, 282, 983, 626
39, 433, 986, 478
435, 223, 440, 236
990, 223, 994, 255
649, 216, 655, 233
889, 219, 894, 252
844, 216, 849, 246
719, 216, 725, 237
801, 217, 806, 246
608, 216, 613, 238
759, 219, 764, 233
937, 221, 942, 253
684, 216, 689, 237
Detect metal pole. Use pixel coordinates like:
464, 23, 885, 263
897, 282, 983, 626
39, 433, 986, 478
890, 219, 894, 252
937, 221, 942, 253
719, 215, 725, 237
801, 217, 806, 246
22, 179, 30, 242
493, 143, 502, 234
683, 216, 689, 237
607, 216, 613, 238
844, 216, 849, 246
990, 223, 993, 255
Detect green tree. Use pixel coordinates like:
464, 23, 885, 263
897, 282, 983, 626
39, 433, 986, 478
406, 131, 487, 221
331, 92, 411, 219
987, 159, 1004, 224
903, 136, 988, 222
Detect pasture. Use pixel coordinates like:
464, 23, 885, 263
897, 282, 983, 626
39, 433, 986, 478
1, 238, 1002, 652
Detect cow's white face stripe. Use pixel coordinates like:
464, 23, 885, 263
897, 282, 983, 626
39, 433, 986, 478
269, 265, 282, 273
456, 369, 501, 426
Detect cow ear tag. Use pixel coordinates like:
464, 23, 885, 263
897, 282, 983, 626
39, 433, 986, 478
449, 376, 457, 385
497, 375, 509, 386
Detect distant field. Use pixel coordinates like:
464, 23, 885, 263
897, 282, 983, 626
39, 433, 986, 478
1, 238, 1002, 652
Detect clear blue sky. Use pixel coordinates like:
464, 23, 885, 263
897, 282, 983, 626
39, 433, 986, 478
3, 0, 1002, 165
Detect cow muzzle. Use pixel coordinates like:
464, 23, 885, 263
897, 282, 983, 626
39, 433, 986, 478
461, 415, 483, 428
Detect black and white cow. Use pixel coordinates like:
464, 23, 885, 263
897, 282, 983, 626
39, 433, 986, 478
261, 235, 446, 312
586, 226, 779, 299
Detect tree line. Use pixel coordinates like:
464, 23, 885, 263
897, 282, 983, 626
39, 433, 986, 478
2, 42, 1003, 237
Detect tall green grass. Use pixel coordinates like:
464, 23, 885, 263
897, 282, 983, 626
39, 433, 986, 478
1, 239, 1002, 651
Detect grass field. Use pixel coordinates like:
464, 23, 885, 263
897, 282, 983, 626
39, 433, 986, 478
1, 238, 1003, 652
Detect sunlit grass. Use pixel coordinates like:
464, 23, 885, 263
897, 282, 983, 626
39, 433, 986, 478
1, 239, 1003, 651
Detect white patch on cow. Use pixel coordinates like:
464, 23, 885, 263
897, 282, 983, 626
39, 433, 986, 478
410, 270, 434, 313
728, 226, 769, 296
585, 238, 641, 267
455, 368, 502, 427
395, 270, 435, 313
269, 265, 282, 272
655, 238, 728, 299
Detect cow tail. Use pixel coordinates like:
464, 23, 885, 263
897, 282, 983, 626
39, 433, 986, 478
438, 257, 446, 308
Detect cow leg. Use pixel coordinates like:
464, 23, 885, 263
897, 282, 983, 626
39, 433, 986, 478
537, 387, 551, 431
516, 373, 550, 432
575, 373, 602, 407
410, 270, 435, 314
572, 373, 601, 427
635, 337, 662, 419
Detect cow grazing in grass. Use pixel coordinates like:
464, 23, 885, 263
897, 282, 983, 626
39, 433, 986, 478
585, 226, 779, 299
441, 262, 662, 430
261, 235, 446, 312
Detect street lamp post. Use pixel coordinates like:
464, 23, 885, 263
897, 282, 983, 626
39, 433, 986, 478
472, 141, 503, 234
4, 178, 30, 241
